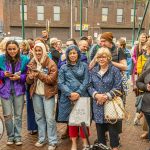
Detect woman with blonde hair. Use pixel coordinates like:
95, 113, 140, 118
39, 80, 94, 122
88, 47, 122, 150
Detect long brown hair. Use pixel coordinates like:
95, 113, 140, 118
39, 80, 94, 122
5, 40, 20, 63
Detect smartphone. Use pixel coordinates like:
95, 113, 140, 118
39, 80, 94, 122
14, 71, 21, 75
27, 65, 38, 72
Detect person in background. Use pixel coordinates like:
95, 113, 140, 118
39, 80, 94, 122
132, 33, 148, 92
78, 40, 89, 63
42, 30, 50, 48
0, 40, 29, 145
26, 42, 58, 150
56, 40, 63, 54
117, 39, 132, 79
87, 35, 93, 49
90, 34, 102, 61
0, 38, 9, 55
88, 47, 122, 150
57, 45, 89, 150
50, 38, 61, 65
19, 40, 30, 56
24, 39, 38, 135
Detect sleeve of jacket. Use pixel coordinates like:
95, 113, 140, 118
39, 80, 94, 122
58, 66, 72, 97
136, 70, 149, 92
76, 64, 89, 95
37, 61, 58, 85
106, 67, 122, 100
88, 70, 98, 98
137, 55, 142, 74
0, 70, 5, 79
20, 65, 28, 83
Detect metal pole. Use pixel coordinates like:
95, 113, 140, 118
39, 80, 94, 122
70, 0, 73, 38
80, 0, 83, 37
132, 0, 136, 46
136, 0, 150, 40
21, 0, 25, 39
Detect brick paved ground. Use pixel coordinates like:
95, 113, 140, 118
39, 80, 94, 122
0, 87, 150, 150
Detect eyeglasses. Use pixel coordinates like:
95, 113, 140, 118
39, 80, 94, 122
97, 56, 107, 59
7, 48, 17, 51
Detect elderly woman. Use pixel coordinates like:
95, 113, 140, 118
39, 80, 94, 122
57, 45, 89, 150
26, 42, 58, 150
88, 47, 122, 150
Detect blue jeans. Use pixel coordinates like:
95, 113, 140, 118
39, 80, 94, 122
32, 94, 57, 145
1, 94, 24, 141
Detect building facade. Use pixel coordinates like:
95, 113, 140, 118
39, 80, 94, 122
0, 0, 149, 42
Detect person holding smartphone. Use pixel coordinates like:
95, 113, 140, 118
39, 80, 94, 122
0, 40, 29, 145
26, 42, 58, 150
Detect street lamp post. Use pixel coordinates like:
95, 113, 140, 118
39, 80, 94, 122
80, 0, 83, 37
132, 0, 136, 46
21, 0, 25, 39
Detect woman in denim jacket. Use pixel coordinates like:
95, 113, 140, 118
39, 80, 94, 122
88, 47, 122, 150
57, 45, 89, 150
0, 40, 29, 145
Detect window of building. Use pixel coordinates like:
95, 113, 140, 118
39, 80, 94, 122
20, 5, 27, 20
37, 6, 44, 21
102, 8, 108, 22
117, 8, 123, 23
85, 7, 88, 23
75, 6, 78, 22
131, 8, 135, 22
53, 6, 60, 21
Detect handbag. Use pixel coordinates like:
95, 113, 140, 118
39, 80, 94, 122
104, 91, 127, 124
135, 94, 144, 113
69, 97, 91, 126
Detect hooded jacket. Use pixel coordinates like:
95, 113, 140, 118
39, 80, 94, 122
26, 43, 58, 99
57, 45, 89, 122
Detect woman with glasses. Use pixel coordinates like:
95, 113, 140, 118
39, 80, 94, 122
88, 47, 122, 150
0, 40, 29, 145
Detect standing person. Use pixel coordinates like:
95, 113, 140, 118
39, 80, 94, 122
78, 40, 89, 63
132, 33, 148, 92
0, 40, 29, 145
42, 29, 50, 48
136, 62, 150, 142
57, 45, 89, 150
88, 47, 122, 150
26, 42, 58, 150
89, 32, 127, 143
117, 39, 132, 79
50, 38, 61, 65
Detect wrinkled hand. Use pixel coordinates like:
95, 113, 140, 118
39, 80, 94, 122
95, 94, 108, 105
69, 92, 80, 101
4, 71, 13, 77
9, 74, 20, 81
147, 84, 150, 91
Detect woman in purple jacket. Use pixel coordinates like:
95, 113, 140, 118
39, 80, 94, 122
0, 40, 29, 146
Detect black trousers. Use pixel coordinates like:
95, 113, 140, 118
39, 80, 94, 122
96, 122, 119, 148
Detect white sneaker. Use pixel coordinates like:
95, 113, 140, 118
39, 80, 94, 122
48, 145, 56, 150
133, 117, 140, 125
35, 141, 45, 147
7, 140, 14, 145
15, 141, 22, 146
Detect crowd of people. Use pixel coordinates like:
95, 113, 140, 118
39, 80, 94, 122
0, 30, 150, 150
